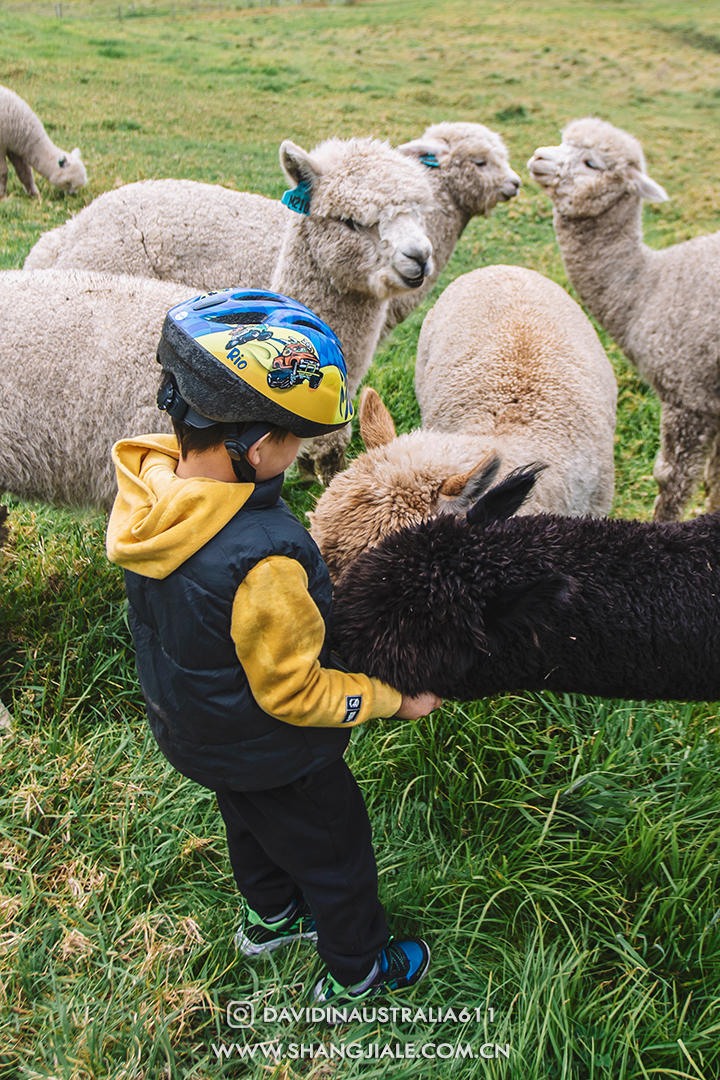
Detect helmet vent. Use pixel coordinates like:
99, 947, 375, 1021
292, 319, 325, 333
232, 293, 276, 302
205, 311, 267, 326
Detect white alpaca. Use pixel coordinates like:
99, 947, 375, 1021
25, 119, 519, 342
0, 85, 86, 197
0, 270, 191, 508
309, 265, 617, 584
385, 121, 521, 334
528, 117, 720, 521
24, 137, 434, 482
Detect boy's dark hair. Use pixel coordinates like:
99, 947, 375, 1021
158, 373, 292, 457
171, 418, 291, 458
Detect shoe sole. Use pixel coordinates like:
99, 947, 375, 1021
235, 928, 318, 957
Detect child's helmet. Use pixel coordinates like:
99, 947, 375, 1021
156, 289, 352, 437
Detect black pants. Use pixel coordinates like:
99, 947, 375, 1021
216, 757, 389, 986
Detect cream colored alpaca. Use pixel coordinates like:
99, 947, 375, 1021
0, 269, 191, 508
385, 121, 521, 334
310, 265, 616, 583
529, 117, 720, 521
0, 85, 86, 197
25, 137, 434, 483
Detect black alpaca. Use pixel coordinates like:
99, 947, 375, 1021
332, 467, 720, 702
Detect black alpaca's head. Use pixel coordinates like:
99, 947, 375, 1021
332, 462, 572, 697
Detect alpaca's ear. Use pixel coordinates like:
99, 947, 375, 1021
280, 140, 322, 190
437, 453, 501, 514
486, 573, 574, 642
71, 148, 82, 160
397, 137, 451, 166
359, 388, 396, 449
627, 166, 668, 203
466, 462, 546, 526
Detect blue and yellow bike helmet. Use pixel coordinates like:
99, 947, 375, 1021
157, 289, 352, 434
156, 290, 353, 480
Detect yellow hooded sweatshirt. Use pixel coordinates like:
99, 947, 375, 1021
106, 434, 402, 728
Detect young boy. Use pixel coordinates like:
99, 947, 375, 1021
107, 290, 441, 1004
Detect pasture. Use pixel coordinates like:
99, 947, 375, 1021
1, 0, 720, 1076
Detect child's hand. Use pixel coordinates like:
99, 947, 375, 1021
394, 692, 443, 719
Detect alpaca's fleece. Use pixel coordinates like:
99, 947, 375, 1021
275, 137, 434, 306
530, 118, 654, 219
24, 182, 288, 284
385, 120, 521, 334
0, 270, 192, 508
24, 137, 435, 483
529, 117, 720, 521
332, 489, 720, 703
0, 85, 86, 197
310, 264, 616, 583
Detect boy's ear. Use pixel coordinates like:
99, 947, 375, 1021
245, 432, 272, 467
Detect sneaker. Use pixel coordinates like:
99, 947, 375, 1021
234, 897, 317, 957
314, 937, 430, 1004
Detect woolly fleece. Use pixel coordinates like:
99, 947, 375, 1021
386, 120, 521, 334
0, 269, 192, 508
332, 487, 720, 703
0, 85, 86, 197
309, 264, 617, 583
25, 137, 435, 483
529, 117, 720, 521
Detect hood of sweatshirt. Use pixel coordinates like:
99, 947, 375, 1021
106, 434, 255, 579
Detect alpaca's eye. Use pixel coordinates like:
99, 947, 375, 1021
474, 160, 487, 167
342, 219, 358, 231
585, 159, 600, 170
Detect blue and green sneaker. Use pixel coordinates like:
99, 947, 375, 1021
314, 937, 431, 1004
234, 897, 317, 957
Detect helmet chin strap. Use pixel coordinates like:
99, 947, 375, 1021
231, 456, 256, 484
224, 422, 274, 484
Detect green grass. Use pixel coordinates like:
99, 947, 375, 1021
2, 0, 720, 1076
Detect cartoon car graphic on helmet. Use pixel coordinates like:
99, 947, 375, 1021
267, 340, 324, 390
226, 323, 274, 349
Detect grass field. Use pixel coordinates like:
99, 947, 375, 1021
2, 0, 720, 1076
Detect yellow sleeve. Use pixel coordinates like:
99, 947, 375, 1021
231, 556, 402, 727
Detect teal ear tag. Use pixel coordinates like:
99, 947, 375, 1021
281, 180, 312, 215
419, 153, 440, 168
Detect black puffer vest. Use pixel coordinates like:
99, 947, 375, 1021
124, 476, 350, 792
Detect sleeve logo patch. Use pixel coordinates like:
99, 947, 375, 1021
343, 695, 362, 724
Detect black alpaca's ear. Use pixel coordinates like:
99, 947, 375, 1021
466, 463, 547, 527
486, 573, 575, 640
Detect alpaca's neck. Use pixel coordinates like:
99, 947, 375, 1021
428, 179, 472, 261
24, 133, 61, 173
554, 195, 655, 353
272, 220, 388, 396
